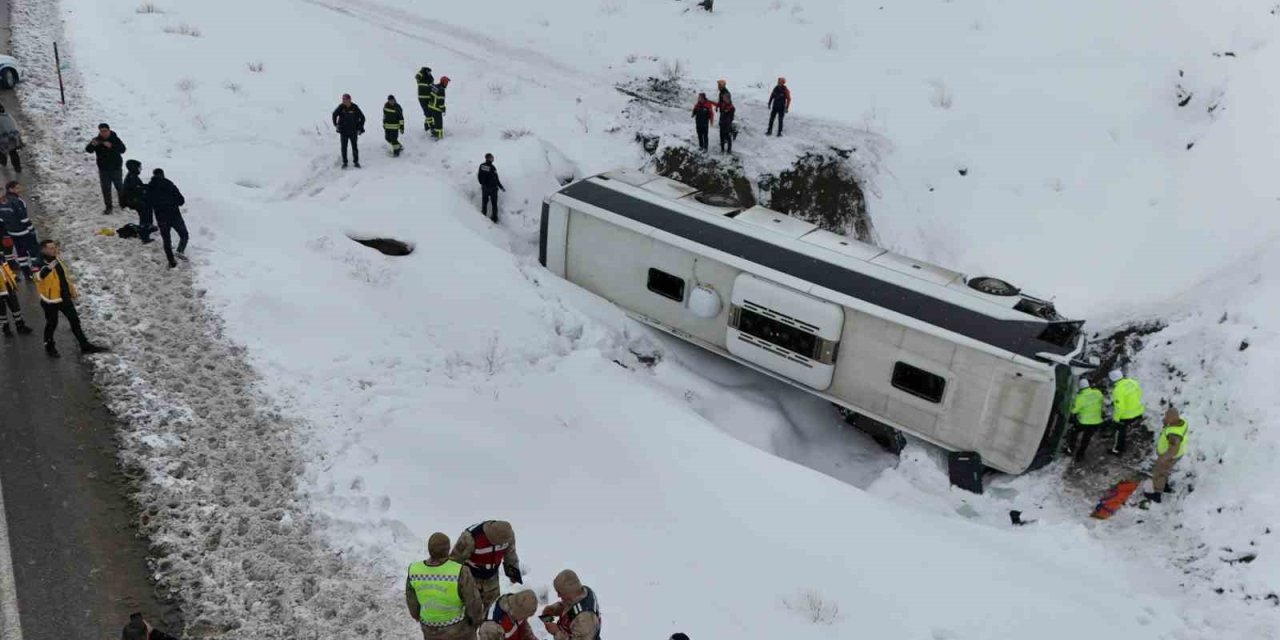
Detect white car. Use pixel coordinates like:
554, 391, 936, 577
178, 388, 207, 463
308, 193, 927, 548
0, 55, 19, 89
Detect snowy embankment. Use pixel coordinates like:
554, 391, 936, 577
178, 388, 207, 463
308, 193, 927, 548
12, 0, 1280, 637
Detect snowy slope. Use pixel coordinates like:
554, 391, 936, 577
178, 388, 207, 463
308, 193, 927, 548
11, 0, 1280, 637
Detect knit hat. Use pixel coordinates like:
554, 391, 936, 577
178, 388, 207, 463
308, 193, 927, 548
487, 520, 514, 545
506, 590, 539, 620
1108, 369, 1123, 383
553, 569, 583, 598
1078, 377, 1090, 388
428, 532, 451, 560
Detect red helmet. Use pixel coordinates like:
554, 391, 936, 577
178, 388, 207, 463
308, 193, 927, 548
440, 76, 451, 86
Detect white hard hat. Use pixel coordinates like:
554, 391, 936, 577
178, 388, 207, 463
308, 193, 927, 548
1108, 369, 1124, 383
1078, 377, 1091, 388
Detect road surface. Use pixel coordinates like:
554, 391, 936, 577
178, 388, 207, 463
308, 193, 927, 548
0, 2, 177, 637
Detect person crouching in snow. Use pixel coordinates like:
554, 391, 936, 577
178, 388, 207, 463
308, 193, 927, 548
384, 95, 406, 157
122, 160, 154, 244
146, 169, 188, 268
0, 261, 32, 336
541, 570, 601, 640
476, 590, 538, 640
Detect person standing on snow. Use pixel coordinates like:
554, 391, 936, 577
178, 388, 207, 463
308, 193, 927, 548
476, 154, 505, 222
540, 569, 602, 640
407, 532, 484, 640
1108, 369, 1144, 455
1142, 407, 1188, 506
36, 239, 108, 357
84, 123, 127, 214
691, 92, 715, 152
147, 169, 189, 268
426, 77, 450, 140
716, 79, 735, 154
121, 159, 154, 244
0, 181, 39, 278
0, 104, 24, 173
766, 77, 791, 137
416, 67, 435, 131
476, 590, 539, 640
384, 95, 406, 157
451, 520, 521, 612
0, 261, 32, 337
1063, 377, 1104, 462
332, 93, 367, 168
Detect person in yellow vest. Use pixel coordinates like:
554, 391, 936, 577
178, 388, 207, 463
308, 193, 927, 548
1108, 369, 1144, 455
36, 240, 107, 357
1063, 377, 1104, 462
1143, 407, 1188, 505
406, 532, 483, 640
0, 261, 32, 336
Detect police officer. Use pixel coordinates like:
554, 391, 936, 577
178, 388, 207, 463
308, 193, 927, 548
415, 67, 435, 131
1063, 377, 1104, 462
477, 154, 505, 222
406, 532, 483, 640
1108, 369, 1144, 455
451, 519, 521, 612
1144, 407, 1188, 505
541, 569, 601, 640
426, 77, 450, 139
476, 589, 538, 640
384, 95, 405, 157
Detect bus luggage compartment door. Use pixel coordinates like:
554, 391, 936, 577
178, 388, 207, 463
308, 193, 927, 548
726, 274, 844, 390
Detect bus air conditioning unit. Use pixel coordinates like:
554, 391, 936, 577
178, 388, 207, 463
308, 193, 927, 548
726, 274, 844, 390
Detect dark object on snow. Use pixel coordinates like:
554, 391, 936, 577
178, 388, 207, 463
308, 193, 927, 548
636, 133, 660, 154
957, 167, 969, 176
350, 236, 413, 256
840, 408, 906, 454
1239, 339, 1250, 351
1009, 510, 1036, 526
968, 276, 1020, 296
672, 634, 692, 640
697, 0, 712, 11
947, 451, 984, 494
116, 223, 139, 239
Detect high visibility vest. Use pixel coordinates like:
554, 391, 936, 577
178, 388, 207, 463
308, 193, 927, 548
1112, 378, 1144, 421
384, 105, 403, 129
407, 560, 466, 626
557, 586, 602, 640
0, 263, 15, 292
416, 70, 434, 98
1070, 388, 1104, 426
1157, 419, 1188, 458
36, 259, 76, 304
464, 522, 510, 580
428, 85, 446, 111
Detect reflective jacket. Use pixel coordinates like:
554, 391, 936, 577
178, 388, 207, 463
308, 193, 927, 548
1157, 419, 1188, 458
407, 560, 466, 626
384, 102, 405, 131
463, 522, 509, 580
555, 587, 602, 640
36, 258, 76, 304
1112, 378, 1144, 421
0, 194, 32, 236
487, 595, 534, 640
1070, 388, 1104, 426
427, 84, 447, 112
0, 262, 16, 294
416, 68, 434, 99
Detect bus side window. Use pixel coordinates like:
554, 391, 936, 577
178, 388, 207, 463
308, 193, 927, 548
891, 362, 946, 403
647, 268, 686, 302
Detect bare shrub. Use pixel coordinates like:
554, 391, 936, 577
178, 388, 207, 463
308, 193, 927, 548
163, 23, 201, 37
821, 32, 837, 50
659, 58, 686, 83
488, 81, 505, 98
501, 128, 532, 140
625, 53, 638, 64
136, 2, 163, 14
928, 80, 953, 109
782, 589, 841, 625
247, 61, 265, 73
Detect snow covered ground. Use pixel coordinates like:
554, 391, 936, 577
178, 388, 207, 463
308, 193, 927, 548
10, 0, 1280, 637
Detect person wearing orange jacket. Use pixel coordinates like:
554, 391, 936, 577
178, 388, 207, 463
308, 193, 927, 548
767, 77, 791, 137
691, 92, 715, 152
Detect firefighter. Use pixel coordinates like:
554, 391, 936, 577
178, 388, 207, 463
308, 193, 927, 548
0, 261, 32, 336
384, 95, 405, 157
406, 532, 484, 640
426, 77, 450, 139
766, 77, 791, 137
691, 92, 715, 152
476, 589, 538, 640
451, 520, 521, 612
540, 569, 601, 640
36, 240, 107, 357
416, 67, 435, 131
1143, 407, 1188, 505
1063, 377, 1104, 462
1108, 369, 1144, 455
716, 79, 735, 154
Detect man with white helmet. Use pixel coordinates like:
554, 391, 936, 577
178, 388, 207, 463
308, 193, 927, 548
1063, 377, 1104, 462
1108, 369, 1145, 455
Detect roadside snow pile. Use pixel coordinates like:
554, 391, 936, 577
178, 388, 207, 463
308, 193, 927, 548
15, 0, 1280, 637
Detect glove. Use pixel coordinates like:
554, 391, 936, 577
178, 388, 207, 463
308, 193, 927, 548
399, 125, 405, 133
1, 237, 11, 249
359, 128, 365, 135
504, 564, 522, 585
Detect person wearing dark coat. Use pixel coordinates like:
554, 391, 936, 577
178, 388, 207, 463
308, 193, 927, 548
477, 153, 505, 222
121, 159, 154, 244
426, 77, 449, 139
383, 95, 405, 157
0, 181, 39, 278
691, 92, 716, 152
716, 80, 735, 154
122, 613, 179, 640
84, 123, 127, 213
146, 169, 188, 268
332, 94, 366, 168
0, 104, 24, 173
415, 67, 434, 131
766, 77, 791, 137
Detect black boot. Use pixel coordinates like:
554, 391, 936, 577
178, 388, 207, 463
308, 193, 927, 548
15, 321, 30, 334
1, 323, 10, 337
1162, 482, 1175, 494
45, 342, 60, 358
1143, 491, 1162, 504
80, 343, 109, 355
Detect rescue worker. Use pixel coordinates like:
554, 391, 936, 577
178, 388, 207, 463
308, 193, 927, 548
426, 77, 450, 140
36, 239, 107, 357
0, 261, 32, 336
1143, 407, 1188, 505
0, 181, 38, 278
716, 79, 735, 154
1063, 377, 1104, 462
416, 67, 435, 131
332, 93, 366, 168
384, 95, 406, 157
147, 169, 188, 268
451, 520, 521, 612
406, 532, 484, 640
766, 77, 791, 137
83, 123, 126, 214
691, 92, 715, 152
476, 589, 539, 640
121, 159, 154, 244
477, 154, 505, 222
540, 569, 601, 640
1108, 369, 1144, 455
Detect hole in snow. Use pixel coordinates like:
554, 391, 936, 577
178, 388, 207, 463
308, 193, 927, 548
348, 235, 414, 256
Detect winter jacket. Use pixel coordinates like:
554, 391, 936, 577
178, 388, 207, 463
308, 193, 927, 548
416, 67, 435, 99
405, 557, 484, 627
768, 84, 791, 112
427, 84, 447, 113
146, 176, 186, 220
122, 170, 148, 211
84, 132, 127, 170
36, 258, 76, 304
452, 521, 518, 581
692, 98, 715, 127
0, 113, 22, 155
477, 593, 537, 640
0, 194, 32, 236
383, 102, 405, 131
542, 587, 601, 640
717, 88, 735, 115
332, 103, 367, 135
477, 163, 505, 193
